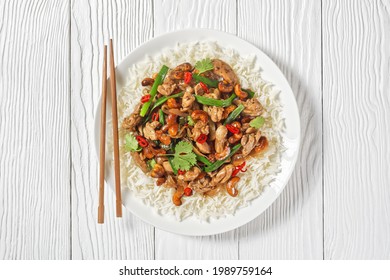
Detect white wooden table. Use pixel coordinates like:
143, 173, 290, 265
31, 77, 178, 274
1, 0, 389, 260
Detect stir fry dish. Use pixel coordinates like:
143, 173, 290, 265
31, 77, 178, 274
122, 58, 269, 206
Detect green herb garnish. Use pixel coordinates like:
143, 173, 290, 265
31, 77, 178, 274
124, 134, 141, 152
187, 116, 195, 126
171, 141, 197, 171
249, 116, 265, 129
194, 58, 214, 74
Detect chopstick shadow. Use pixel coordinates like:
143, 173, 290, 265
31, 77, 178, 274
236, 58, 322, 245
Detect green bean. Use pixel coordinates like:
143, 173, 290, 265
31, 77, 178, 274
140, 65, 169, 117
204, 144, 242, 172
196, 154, 212, 166
223, 104, 245, 124
192, 73, 219, 88
151, 91, 184, 111
242, 88, 255, 98
195, 94, 236, 107
159, 109, 164, 125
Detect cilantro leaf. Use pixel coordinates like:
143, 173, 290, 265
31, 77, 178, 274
249, 116, 265, 129
124, 134, 141, 152
171, 141, 197, 171
187, 115, 195, 126
194, 58, 214, 74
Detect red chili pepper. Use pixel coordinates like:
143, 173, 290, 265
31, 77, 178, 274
196, 133, 207, 144
226, 124, 240, 134
152, 112, 159, 121
199, 82, 209, 93
136, 135, 149, 147
184, 187, 193, 196
232, 161, 246, 177
141, 94, 151, 103
184, 72, 192, 84
178, 170, 186, 175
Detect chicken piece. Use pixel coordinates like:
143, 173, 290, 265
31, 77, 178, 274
245, 127, 257, 134
194, 83, 205, 95
178, 167, 201, 181
206, 106, 224, 122
122, 103, 142, 132
143, 121, 160, 140
203, 88, 220, 100
192, 120, 209, 140
163, 175, 177, 188
181, 87, 195, 111
210, 164, 235, 186
215, 125, 228, 153
212, 59, 238, 85
156, 156, 168, 165
162, 161, 174, 173
157, 83, 177, 96
208, 119, 216, 141
203, 69, 222, 81
131, 152, 148, 173
235, 98, 263, 117
196, 141, 211, 154
241, 130, 262, 156
189, 177, 212, 193
204, 184, 223, 196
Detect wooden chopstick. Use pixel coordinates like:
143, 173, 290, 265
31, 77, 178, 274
109, 39, 122, 218
98, 45, 108, 224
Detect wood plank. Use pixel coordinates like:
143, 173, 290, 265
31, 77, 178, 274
237, 0, 323, 259
153, 0, 239, 260
70, 0, 155, 259
323, 0, 390, 259
0, 0, 70, 259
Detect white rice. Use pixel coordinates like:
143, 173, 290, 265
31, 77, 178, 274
108, 41, 284, 221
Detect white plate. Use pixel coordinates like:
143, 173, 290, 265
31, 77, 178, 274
94, 29, 300, 236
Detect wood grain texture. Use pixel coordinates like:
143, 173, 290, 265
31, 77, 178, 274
237, 0, 323, 259
70, 0, 155, 259
153, 0, 239, 260
323, 0, 390, 259
0, 0, 70, 259
1, 0, 389, 261
154, 0, 237, 35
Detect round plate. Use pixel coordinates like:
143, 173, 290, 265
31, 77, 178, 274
94, 28, 300, 236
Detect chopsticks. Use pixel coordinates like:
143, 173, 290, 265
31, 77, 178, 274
98, 45, 108, 224
109, 39, 123, 218
98, 39, 122, 224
